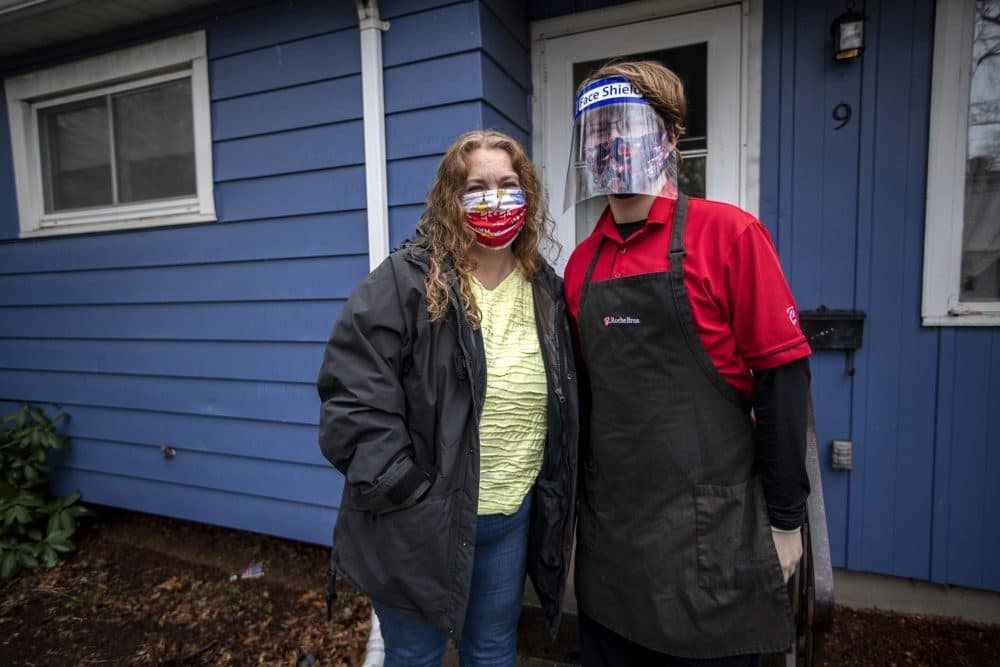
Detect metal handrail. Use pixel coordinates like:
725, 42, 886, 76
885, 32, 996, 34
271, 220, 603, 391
763, 392, 835, 667
782, 393, 835, 666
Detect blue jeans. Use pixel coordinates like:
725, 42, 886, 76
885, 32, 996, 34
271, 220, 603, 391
372, 492, 532, 667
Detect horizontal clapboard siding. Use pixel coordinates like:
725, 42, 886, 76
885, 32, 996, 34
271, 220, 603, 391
0, 256, 368, 305
212, 76, 362, 140
0, 302, 342, 342
209, 32, 360, 100
50, 469, 339, 545
0, 340, 324, 383
49, 439, 336, 507
0, 401, 326, 466
0, 213, 366, 272
4, 370, 317, 425
383, 0, 531, 246
0, 0, 364, 545
215, 122, 365, 181
0, 0, 533, 546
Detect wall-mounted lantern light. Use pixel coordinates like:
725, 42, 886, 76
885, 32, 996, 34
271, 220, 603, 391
831, 3, 865, 61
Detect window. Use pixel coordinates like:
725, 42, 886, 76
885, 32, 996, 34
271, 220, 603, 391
923, 0, 1000, 325
4, 32, 214, 237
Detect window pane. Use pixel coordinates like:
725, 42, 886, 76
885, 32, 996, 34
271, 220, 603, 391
962, 0, 1000, 301
679, 155, 706, 199
113, 78, 195, 203
39, 97, 112, 212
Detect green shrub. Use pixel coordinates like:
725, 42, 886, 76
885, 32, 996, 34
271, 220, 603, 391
0, 405, 92, 578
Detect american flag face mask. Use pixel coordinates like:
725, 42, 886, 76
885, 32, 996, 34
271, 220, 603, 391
462, 188, 527, 249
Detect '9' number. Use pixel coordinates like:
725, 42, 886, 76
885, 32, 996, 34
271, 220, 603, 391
832, 102, 852, 130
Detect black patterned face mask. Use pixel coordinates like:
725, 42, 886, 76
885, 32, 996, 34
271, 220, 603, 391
565, 76, 679, 209
584, 131, 669, 194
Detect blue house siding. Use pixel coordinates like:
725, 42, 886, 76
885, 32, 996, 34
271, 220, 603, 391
848, 0, 938, 582
760, 0, 866, 571
528, 0, 625, 21
933, 329, 1000, 591
0, 0, 533, 546
762, 0, 1000, 592
0, 0, 367, 545
5, 0, 992, 594
381, 0, 531, 246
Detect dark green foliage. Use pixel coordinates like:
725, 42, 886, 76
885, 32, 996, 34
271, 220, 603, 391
0, 405, 92, 578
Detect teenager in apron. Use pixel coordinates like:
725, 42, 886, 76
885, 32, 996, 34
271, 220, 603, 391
563, 61, 813, 665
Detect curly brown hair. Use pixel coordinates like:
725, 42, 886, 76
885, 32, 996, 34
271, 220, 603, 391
415, 130, 556, 329
578, 59, 687, 152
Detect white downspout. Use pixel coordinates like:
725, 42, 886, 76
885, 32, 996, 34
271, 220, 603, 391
356, 0, 390, 271
353, 13, 389, 666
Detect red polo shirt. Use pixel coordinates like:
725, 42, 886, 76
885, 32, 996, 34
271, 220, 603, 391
564, 196, 811, 399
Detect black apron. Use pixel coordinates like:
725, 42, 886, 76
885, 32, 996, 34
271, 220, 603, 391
575, 195, 793, 658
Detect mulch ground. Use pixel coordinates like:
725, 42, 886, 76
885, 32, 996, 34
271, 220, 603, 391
823, 606, 1000, 666
1, 506, 998, 666
0, 507, 369, 666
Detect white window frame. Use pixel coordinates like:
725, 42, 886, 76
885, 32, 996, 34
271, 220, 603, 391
922, 0, 999, 325
4, 32, 215, 238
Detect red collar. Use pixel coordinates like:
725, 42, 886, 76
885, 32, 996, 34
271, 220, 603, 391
593, 196, 678, 243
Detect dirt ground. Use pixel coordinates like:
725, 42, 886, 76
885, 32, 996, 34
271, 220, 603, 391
0, 507, 370, 666
1, 507, 998, 666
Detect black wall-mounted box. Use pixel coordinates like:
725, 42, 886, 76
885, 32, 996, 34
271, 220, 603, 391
798, 308, 866, 351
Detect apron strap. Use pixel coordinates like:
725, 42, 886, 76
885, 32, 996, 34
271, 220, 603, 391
667, 194, 689, 277
666, 194, 749, 409
579, 236, 605, 315
580, 196, 688, 313
582, 237, 606, 287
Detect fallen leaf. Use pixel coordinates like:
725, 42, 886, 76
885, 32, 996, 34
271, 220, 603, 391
155, 576, 182, 592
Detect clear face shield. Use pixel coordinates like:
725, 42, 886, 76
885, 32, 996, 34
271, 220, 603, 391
564, 76, 679, 211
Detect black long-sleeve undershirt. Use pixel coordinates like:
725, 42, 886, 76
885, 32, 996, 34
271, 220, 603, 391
753, 356, 811, 530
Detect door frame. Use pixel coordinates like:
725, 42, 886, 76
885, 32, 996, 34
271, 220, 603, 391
530, 0, 762, 271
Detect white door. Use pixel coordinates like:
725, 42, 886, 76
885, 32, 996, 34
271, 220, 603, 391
533, 4, 746, 272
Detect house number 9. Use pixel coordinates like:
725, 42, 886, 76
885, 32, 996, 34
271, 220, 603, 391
832, 102, 852, 130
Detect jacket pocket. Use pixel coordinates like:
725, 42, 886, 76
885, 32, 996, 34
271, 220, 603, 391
695, 477, 780, 590
334, 490, 455, 616
527, 480, 568, 614
531, 480, 567, 569
347, 453, 431, 516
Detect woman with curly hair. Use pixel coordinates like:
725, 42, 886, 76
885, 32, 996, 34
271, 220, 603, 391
317, 130, 579, 666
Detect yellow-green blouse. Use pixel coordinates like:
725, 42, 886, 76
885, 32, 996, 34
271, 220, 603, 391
470, 268, 548, 515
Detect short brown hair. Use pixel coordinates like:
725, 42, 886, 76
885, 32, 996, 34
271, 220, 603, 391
578, 60, 687, 141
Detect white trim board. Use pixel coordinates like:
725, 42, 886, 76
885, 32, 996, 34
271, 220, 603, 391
921, 0, 1000, 326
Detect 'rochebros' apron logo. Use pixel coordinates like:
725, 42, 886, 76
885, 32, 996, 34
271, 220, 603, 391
603, 315, 641, 327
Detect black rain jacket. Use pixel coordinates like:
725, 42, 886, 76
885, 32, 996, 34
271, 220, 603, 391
317, 238, 579, 640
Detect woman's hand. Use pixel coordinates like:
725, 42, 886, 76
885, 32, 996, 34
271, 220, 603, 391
770, 526, 803, 583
